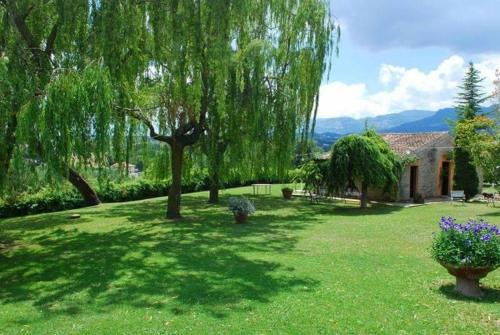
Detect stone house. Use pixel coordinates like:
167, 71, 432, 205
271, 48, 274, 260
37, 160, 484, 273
319, 131, 482, 201
376, 132, 460, 201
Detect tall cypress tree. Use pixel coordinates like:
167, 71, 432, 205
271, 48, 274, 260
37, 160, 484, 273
453, 63, 485, 200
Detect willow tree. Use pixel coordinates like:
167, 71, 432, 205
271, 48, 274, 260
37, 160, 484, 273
328, 130, 402, 209
20, 67, 114, 202
121, 0, 216, 219
114, 0, 336, 218
87, 0, 149, 177
0, 0, 108, 204
202, 0, 338, 203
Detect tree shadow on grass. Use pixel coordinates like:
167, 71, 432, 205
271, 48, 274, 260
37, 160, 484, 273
437, 284, 500, 304
0, 191, 406, 322
0, 194, 324, 320
233, 193, 403, 217
0, 213, 93, 235
480, 209, 500, 218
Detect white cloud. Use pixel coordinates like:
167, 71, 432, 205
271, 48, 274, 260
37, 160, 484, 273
379, 64, 406, 86
317, 55, 500, 119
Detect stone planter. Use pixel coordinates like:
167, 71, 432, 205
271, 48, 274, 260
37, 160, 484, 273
234, 213, 248, 224
281, 189, 293, 199
440, 262, 496, 298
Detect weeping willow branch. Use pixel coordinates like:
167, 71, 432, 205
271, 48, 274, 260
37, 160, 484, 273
115, 105, 172, 144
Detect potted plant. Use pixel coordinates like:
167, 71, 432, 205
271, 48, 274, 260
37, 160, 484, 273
431, 217, 500, 298
281, 187, 293, 199
413, 192, 425, 204
228, 197, 256, 224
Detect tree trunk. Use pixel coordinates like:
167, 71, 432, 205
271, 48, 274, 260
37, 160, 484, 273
0, 112, 18, 186
68, 168, 101, 206
208, 172, 220, 204
0, 133, 14, 184
207, 142, 225, 204
167, 141, 184, 219
360, 182, 368, 209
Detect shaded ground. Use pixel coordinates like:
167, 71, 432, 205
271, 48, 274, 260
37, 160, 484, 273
0, 186, 499, 334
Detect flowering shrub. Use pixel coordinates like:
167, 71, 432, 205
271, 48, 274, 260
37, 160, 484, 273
431, 217, 500, 268
228, 197, 256, 216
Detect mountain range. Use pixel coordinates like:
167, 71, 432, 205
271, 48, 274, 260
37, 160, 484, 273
313, 106, 494, 149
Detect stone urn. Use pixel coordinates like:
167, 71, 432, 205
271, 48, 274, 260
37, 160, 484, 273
281, 188, 293, 199
234, 213, 248, 224
440, 262, 497, 298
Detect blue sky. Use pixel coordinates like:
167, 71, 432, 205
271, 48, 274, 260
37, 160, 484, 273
318, 0, 500, 118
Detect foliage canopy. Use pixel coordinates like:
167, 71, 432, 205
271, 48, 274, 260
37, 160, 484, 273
328, 130, 401, 208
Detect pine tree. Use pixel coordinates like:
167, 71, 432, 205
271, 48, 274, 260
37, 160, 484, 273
455, 62, 488, 119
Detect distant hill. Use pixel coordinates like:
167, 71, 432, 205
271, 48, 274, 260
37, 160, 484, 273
383, 106, 494, 132
313, 106, 494, 149
382, 108, 455, 132
314, 109, 436, 134
313, 132, 343, 150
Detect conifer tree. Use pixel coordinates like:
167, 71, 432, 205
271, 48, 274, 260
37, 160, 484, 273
453, 62, 486, 200
455, 62, 488, 119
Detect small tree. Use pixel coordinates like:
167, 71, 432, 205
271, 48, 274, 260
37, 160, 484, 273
328, 130, 401, 209
455, 116, 499, 187
298, 160, 328, 200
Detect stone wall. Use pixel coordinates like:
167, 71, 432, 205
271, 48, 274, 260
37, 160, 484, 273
365, 133, 484, 202
397, 135, 454, 201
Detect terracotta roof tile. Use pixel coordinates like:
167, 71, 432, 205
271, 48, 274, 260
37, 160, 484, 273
381, 132, 449, 155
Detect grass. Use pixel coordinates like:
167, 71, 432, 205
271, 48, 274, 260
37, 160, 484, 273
0, 186, 499, 334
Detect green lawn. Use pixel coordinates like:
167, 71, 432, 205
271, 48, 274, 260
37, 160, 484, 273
0, 186, 499, 334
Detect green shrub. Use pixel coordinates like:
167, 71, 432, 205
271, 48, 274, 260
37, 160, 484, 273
453, 148, 479, 201
98, 180, 171, 202
228, 197, 256, 215
0, 178, 278, 218
0, 188, 86, 218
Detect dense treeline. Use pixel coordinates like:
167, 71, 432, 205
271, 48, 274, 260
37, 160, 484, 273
0, 0, 338, 218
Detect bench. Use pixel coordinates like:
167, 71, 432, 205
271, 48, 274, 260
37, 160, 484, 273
252, 184, 272, 195
450, 190, 465, 205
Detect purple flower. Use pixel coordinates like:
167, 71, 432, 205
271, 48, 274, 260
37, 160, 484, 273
481, 234, 492, 242
439, 216, 455, 231
437, 217, 498, 238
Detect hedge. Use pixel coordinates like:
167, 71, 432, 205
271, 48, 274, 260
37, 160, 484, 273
0, 178, 278, 219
